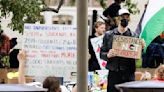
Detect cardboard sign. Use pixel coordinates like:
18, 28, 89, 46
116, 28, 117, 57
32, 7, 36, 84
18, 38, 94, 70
112, 35, 142, 59
23, 24, 77, 81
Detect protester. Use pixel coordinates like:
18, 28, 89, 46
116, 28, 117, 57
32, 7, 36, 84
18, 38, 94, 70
17, 50, 62, 92
145, 33, 164, 68
153, 65, 164, 81
0, 32, 10, 55
88, 21, 106, 71
100, 8, 145, 92
103, 0, 125, 30
0, 31, 18, 67
43, 77, 61, 92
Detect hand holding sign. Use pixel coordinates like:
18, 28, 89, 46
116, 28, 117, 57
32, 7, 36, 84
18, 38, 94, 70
107, 49, 117, 58
141, 39, 146, 49
17, 50, 26, 64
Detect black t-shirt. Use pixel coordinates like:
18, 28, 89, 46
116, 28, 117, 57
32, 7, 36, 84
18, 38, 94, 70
103, 3, 121, 18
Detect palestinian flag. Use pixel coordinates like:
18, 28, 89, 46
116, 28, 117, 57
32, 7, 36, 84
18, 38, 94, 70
140, 0, 164, 51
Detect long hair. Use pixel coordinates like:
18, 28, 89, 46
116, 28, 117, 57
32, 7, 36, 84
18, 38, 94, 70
155, 65, 164, 80
43, 76, 61, 92
0, 34, 10, 55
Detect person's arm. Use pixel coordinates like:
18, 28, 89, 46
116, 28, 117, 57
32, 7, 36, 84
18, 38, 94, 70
141, 39, 146, 49
100, 33, 110, 61
100, 32, 116, 61
71, 85, 77, 92
88, 36, 92, 59
17, 50, 26, 84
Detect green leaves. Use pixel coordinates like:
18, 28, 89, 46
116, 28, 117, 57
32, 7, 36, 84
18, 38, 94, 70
0, 0, 140, 33
123, 0, 140, 15
96, 0, 140, 15
0, 56, 10, 68
0, 0, 45, 33
96, 0, 107, 9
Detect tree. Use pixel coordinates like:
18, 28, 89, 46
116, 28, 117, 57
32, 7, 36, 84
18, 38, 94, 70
123, 0, 140, 14
96, 0, 140, 14
68, 0, 140, 14
0, 0, 45, 33
96, 0, 107, 9
0, 0, 139, 33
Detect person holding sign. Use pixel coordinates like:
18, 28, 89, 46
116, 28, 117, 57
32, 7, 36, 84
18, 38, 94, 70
100, 8, 145, 92
88, 21, 106, 71
18, 50, 62, 92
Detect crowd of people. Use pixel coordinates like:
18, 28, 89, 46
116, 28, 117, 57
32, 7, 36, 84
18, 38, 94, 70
87, 1, 163, 91
0, 0, 163, 92
17, 50, 164, 92
17, 8, 163, 92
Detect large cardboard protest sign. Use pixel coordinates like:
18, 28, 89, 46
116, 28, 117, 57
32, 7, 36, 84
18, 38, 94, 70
90, 35, 107, 69
112, 35, 142, 59
23, 24, 77, 81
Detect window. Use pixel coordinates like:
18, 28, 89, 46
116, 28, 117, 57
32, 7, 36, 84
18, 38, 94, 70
52, 15, 73, 25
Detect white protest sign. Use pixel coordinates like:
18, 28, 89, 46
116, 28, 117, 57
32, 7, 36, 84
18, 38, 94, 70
90, 35, 107, 69
22, 24, 77, 81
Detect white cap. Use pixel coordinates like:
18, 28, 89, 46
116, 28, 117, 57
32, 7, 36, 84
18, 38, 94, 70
118, 8, 130, 16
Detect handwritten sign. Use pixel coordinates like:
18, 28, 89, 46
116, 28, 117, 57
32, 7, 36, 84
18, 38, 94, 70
23, 24, 77, 81
112, 35, 142, 59
90, 35, 107, 69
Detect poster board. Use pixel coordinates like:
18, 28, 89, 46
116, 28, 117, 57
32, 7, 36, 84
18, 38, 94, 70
90, 35, 107, 69
112, 35, 142, 59
22, 24, 77, 81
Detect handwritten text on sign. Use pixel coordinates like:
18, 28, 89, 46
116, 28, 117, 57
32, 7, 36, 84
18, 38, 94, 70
23, 24, 77, 81
112, 35, 142, 59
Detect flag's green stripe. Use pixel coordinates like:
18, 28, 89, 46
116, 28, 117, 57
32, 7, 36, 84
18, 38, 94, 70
141, 7, 164, 52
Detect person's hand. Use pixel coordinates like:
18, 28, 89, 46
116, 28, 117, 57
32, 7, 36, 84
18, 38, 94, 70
87, 49, 91, 60
107, 49, 116, 58
87, 53, 91, 60
141, 39, 146, 49
17, 50, 26, 64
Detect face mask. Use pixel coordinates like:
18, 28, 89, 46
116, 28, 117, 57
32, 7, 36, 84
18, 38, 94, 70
120, 19, 128, 28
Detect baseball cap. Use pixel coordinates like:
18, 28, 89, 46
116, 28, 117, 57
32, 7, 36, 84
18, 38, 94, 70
118, 8, 130, 16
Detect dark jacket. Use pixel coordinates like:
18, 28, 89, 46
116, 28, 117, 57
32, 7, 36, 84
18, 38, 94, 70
88, 35, 101, 71
100, 28, 137, 72
146, 36, 164, 58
